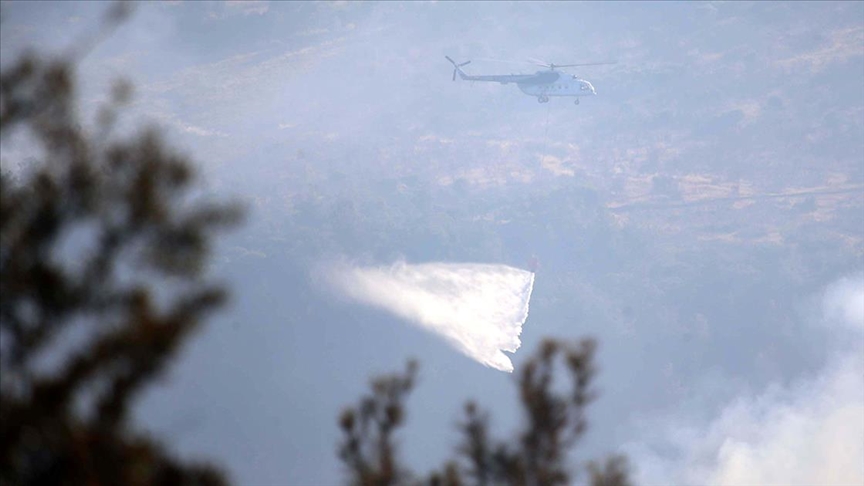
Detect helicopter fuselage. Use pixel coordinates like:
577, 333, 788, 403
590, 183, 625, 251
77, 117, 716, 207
516, 71, 596, 98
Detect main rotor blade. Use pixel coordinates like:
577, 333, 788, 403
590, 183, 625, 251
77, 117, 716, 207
553, 61, 618, 68
458, 60, 471, 67
445, 55, 456, 66
473, 57, 530, 66
527, 57, 551, 67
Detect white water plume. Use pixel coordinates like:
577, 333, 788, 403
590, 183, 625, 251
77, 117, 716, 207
323, 261, 535, 372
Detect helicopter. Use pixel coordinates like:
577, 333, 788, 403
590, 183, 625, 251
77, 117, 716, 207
445, 56, 615, 105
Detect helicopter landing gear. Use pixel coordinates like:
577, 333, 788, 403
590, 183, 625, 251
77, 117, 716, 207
574, 98, 580, 105
538, 95, 549, 103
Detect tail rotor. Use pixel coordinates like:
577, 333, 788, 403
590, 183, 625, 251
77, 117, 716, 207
445, 55, 471, 81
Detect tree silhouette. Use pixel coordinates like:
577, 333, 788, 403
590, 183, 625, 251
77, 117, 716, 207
338, 339, 631, 486
0, 9, 241, 485
338, 361, 419, 486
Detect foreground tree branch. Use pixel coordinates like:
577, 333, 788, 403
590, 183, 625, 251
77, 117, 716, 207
337, 339, 631, 486
0, 15, 240, 485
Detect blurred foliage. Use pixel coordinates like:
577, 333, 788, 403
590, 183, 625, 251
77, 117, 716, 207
0, 8, 241, 485
338, 361, 419, 485
338, 339, 631, 486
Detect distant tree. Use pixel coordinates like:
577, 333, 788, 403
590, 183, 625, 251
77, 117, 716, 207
0, 6, 241, 485
337, 339, 631, 486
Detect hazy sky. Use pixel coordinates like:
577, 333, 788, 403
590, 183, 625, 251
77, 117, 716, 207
2, 2, 863, 485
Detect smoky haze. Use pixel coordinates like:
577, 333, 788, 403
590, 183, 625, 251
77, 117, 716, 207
2, 2, 862, 485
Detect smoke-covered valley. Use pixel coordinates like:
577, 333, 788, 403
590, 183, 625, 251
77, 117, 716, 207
2, 2, 862, 484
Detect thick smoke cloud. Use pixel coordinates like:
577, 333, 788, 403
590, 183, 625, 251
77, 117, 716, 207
626, 274, 864, 485
322, 262, 535, 372
823, 275, 864, 332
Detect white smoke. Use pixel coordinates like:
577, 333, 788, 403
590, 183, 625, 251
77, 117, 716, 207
822, 274, 864, 332
626, 274, 864, 485
322, 261, 535, 372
